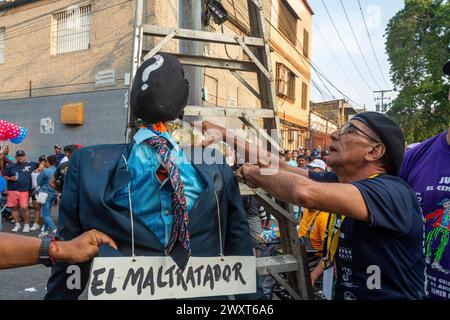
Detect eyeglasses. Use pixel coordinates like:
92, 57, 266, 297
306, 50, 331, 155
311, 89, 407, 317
339, 123, 380, 143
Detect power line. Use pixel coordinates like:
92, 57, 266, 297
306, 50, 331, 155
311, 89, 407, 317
357, 0, 390, 88
312, 67, 336, 99
339, 0, 382, 90
320, 0, 374, 92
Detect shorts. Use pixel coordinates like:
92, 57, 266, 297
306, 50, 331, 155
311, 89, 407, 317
7, 191, 30, 208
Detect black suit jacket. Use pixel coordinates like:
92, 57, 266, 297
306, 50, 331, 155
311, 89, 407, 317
45, 144, 261, 300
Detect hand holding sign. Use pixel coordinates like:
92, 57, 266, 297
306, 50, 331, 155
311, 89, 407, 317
52, 230, 118, 264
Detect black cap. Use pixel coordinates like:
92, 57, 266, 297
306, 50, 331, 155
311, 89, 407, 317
15, 150, 25, 157
38, 155, 47, 162
130, 53, 189, 124
352, 112, 405, 176
443, 61, 450, 76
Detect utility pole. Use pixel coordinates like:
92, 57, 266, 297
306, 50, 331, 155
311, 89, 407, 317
179, 0, 204, 109
373, 89, 392, 113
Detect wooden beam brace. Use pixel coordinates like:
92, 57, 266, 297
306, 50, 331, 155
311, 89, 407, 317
142, 29, 178, 62
267, 268, 302, 300
142, 24, 265, 47
253, 189, 297, 224
235, 36, 273, 81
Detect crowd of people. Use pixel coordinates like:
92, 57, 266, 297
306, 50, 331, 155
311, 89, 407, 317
1, 144, 80, 237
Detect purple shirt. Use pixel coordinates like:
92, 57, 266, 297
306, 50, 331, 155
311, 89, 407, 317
399, 131, 450, 300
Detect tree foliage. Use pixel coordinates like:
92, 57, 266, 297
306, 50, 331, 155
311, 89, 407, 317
385, 0, 450, 143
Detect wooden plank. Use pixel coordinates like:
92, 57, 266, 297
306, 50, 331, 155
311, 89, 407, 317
253, 189, 297, 224
142, 24, 265, 47
267, 268, 302, 300
239, 183, 255, 196
230, 70, 261, 100
256, 255, 299, 276
142, 30, 177, 62
139, 52, 258, 72
247, 0, 281, 144
184, 105, 275, 118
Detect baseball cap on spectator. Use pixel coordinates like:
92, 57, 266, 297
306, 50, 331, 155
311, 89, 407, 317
38, 155, 47, 162
307, 159, 326, 171
54, 144, 62, 149
15, 150, 25, 157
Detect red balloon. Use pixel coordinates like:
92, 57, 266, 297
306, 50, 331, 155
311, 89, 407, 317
0, 119, 22, 140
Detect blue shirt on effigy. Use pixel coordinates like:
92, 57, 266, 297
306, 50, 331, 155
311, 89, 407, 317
114, 127, 204, 248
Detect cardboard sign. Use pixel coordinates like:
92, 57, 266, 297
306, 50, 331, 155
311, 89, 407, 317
88, 256, 256, 300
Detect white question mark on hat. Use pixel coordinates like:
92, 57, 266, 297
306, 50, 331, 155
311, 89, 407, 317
141, 55, 165, 91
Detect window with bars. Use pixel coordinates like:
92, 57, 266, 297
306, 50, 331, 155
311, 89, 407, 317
0, 27, 5, 64
276, 63, 296, 101
52, 5, 91, 55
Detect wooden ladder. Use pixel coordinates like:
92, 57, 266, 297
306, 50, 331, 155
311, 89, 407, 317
127, 0, 313, 300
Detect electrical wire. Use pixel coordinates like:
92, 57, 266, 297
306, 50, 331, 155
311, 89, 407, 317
230, 0, 364, 106
357, 0, 391, 88
339, 0, 382, 90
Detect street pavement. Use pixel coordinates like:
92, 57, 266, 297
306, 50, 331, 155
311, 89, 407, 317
0, 208, 56, 300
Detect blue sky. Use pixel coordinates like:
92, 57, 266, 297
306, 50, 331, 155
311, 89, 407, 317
308, 0, 404, 110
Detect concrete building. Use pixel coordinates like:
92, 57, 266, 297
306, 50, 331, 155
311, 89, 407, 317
0, 0, 313, 158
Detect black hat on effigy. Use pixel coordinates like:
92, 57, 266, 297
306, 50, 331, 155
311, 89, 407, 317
130, 53, 189, 124
351, 111, 405, 176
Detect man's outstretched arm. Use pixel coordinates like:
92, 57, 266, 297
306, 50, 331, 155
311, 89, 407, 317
237, 164, 369, 222
202, 121, 310, 177
0, 230, 117, 270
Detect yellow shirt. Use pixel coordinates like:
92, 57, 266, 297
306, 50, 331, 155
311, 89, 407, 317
298, 208, 329, 254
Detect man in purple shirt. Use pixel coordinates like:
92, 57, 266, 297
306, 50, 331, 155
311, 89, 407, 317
399, 60, 450, 299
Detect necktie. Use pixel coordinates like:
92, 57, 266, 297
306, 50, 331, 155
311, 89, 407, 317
147, 135, 191, 263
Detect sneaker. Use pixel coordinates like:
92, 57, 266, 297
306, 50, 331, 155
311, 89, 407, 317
38, 231, 48, 238
12, 224, 21, 232
30, 223, 41, 231
22, 224, 30, 233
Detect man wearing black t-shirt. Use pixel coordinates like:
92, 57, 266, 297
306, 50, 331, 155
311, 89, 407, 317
216, 112, 425, 300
